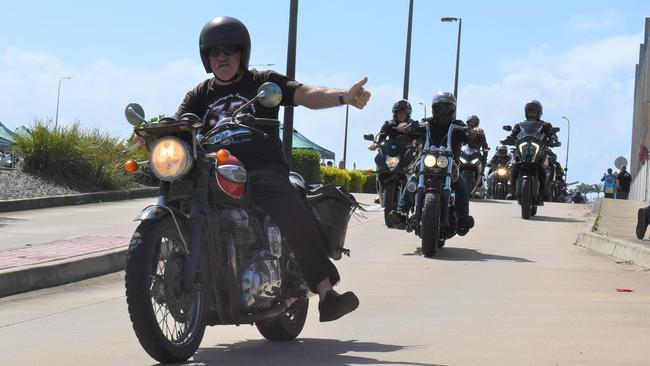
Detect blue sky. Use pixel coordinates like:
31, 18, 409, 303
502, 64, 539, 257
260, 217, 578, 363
1, 0, 648, 185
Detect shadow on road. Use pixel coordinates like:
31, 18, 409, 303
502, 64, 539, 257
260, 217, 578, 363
530, 215, 584, 223
183, 338, 443, 366
0, 216, 26, 228
404, 247, 533, 263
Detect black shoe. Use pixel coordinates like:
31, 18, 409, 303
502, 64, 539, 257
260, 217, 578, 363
318, 291, 360, 322
636, 208, 648, 240
374, 196, 380, 204
457, 216, 475, 236
505, 193, 514, 200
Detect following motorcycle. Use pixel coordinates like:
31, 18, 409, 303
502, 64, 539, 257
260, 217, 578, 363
502, 122, 560, 219
364, 130, 419, 227
487, 164, 509, 200
459, 144, 487, 199
122, 83, 359, 363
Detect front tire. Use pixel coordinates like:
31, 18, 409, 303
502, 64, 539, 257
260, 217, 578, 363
125, 217, 206, 364
461, 170, 475, 199
256, 298, 309, 341
521, 179, 532, 220
383, 182, 397, 226
421, 192, 441, 257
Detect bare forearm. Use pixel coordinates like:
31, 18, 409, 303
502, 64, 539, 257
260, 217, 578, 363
293, 85, 346, 109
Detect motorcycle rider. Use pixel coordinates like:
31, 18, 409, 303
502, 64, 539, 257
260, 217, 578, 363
175, 16, 370, 322
487, 145, 511, 175
545, 150, 565, 200
465, 115, 490, 166
393, 91, 474, 236
501, 100, 560, 201
368, 99, 419, 151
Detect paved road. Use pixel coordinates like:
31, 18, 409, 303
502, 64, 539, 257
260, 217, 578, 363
1, 198, 649, 365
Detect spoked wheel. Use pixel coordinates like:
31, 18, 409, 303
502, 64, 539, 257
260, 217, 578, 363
125, 217, 206, 364
256, 298, 309, 341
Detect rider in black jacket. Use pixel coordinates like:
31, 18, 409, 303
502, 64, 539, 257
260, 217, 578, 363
500, 100, 559, 201
393, 91, 474, 236
487, 145, 511, 175
368, 99, 419, 151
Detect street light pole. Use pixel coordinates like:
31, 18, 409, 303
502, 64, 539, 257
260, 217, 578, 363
343, 105, 349, 169
55, 76, 71, 129
418, 102, 426, 118
403, 0, 414, 99
562, 116, 571, 181
441, 17, 462, 99
283, 0, 299, 167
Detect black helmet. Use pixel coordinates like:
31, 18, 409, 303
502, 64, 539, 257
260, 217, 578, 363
466, 115, 480, 128
497, 145, 507, 156
524, 100, 543, 120
431, 91, 457, 122
199, 16, 251, 74
392, 99, 412, 116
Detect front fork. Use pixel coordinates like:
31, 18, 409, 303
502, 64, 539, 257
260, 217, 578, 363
182, 153, 211, 291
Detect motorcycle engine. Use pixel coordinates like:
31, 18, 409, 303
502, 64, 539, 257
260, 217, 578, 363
220, 208, 283, 310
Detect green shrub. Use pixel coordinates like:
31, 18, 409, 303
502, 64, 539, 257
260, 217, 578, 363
320, 166, 351, 190
14, 120, 132, 190
291, 149, 321, 184
348, 170, 368, 193
360, 170, 377, 193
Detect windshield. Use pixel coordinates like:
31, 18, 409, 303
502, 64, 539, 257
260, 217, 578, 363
516, 120, 544, 140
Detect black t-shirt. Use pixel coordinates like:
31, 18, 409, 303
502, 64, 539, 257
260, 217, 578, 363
617, 171, 632, 192
175, 69, 302, 170
419, 117, 467, 160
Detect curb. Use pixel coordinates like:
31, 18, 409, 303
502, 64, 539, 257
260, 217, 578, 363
0, 187, 158, 213
0, 247, 128, 298
574, 198, 650, 269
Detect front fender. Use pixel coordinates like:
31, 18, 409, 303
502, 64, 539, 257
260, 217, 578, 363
134, 205, 190, 253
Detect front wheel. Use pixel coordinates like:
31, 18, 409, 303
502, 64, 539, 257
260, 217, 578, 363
496, 183, 506, 200
521, 179, 532, 220
421, 192, 441, 257
256, 298, 309, 341
461, 170, 475, 198
125, 217, 206, 364
383, 182, 397, 226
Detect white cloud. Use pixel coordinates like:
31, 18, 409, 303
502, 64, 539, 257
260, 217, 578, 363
568, 10, 623, 31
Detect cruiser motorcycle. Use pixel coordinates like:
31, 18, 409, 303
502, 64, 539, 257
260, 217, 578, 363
122, 83, 358, 363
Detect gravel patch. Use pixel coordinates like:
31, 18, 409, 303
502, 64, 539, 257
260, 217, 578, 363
0, 168, 93, 200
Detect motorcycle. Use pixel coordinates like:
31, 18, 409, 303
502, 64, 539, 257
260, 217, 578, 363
406, 122, 465, 257
459, 144, 487, 199
122, 83, 359, 363
487, 164, 509, 200
364, 130, 418, 227
502, 122, 560, 219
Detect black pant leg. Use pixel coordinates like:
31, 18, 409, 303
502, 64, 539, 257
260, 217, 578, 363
249, 171, 340, 292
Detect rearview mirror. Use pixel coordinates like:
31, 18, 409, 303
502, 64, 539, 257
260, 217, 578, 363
502, 125, 512, 131
363, 133, 375, 141
125, 103, 147, 127
551, 127, 561, 133
257, 82, 283, 108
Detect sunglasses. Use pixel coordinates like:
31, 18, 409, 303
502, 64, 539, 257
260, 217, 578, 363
208, 46, 241, 57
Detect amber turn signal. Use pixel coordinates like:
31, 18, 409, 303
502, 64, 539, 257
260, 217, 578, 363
216, 149, 231, 165
124, 159, 139, 173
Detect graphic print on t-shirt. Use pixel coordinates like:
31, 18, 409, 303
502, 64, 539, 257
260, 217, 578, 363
203, 93, 257, 127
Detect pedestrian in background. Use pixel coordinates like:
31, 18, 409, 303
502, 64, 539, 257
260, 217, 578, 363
616, 166, 631, 199
601, 168, 616, 198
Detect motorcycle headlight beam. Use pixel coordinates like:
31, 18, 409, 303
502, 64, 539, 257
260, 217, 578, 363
423, 154, 437, 169
436, 155, 449, 168
149, 137, 193, 181
471, 158, 480, 165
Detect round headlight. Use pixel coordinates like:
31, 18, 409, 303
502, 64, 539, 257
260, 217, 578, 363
497, 168, 507, 176
386, 157, 400, 170
149, 137, 193, 181
424, 154, 437, 168
436, 156, 449, 168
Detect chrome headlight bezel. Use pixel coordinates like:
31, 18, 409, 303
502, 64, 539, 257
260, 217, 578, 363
149, 137, 193, 181
385, 156, 400, 170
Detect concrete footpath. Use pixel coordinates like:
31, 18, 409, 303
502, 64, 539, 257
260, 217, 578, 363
576, 197, 650, 269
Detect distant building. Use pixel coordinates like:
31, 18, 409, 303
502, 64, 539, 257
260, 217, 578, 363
630, 18, 650, 201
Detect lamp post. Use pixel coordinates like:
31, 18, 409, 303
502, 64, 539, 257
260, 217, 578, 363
403, 0, 414, 99
55, 76, 71, 129
561, 116, 571, 181
418, 102, 426, 118
441, 16, 462, 99
283, 0, 298, 166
